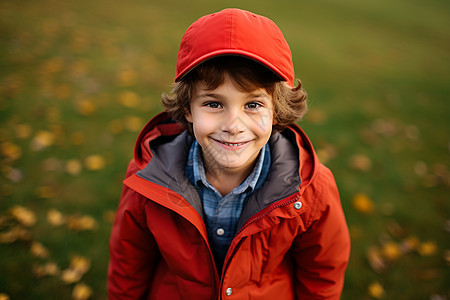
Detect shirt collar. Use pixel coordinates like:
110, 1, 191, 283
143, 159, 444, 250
186, 140, 270, 196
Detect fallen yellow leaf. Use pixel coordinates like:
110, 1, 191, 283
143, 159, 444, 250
84, 155, 106, 171
381, 241, 401, 261
47, 209, 65, 226
0, 293, 10, 300
76, 99, 97, 116
0, 230, 17, 244
124, 116, 144, 132
72, 283, 92, 300
10, 205, 36, 227
0, 226, 31, 243
418, 241, 437, 256
118, 90, 140, 108
352, 193, 374, 214
65, 159, 82, 175
31, 131, 55, 151
117, 69, 137, 86
400, 236, 419, 253
67, 215, 98, 231
349, 154, 372, 172
61, 254, 91, 283
30, 242, 50, 258
14, 124, 32, 139
368, 281, 385, 298
70, 255, 91, 274
33, 261, 60, 278
43, 261, 60, 276
61, 268, 83, 284
1, 142, 22, 161
366, 246, 387, 273
4, 167, 23, 183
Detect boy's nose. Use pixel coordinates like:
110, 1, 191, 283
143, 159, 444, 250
221, 110, 246, 134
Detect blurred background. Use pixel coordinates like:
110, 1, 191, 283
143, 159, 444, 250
0, 0, 449, 299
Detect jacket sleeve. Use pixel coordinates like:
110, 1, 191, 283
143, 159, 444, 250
292, 165, 351, 299
108, 163, 159, 300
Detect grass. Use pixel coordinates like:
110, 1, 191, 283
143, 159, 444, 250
0, 0, 449, 299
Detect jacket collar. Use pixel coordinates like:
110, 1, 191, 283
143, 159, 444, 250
132, 112, 318, 223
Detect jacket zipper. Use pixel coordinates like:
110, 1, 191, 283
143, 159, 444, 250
236, 193, 300, 236
220, 193, 301, 289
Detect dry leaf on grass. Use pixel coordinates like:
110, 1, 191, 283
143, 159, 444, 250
352, 194, 374, 215
124, 116, 144, 132
76, 99, 97, 116
65, 159, 82, 176
10, 206, 36, 227
349, 154, 372, 172
366, 246, 387, 273
84, 155, 106, 171
66, 215, 98, 231
33, 261, 60, 278
418, 241, 437, 256
381, 241, 402, 261
0, 293, 10, 300
61, 255, 91, 284
0, 226, 31, 243
61, 268, 83, 284
118, 91, 140, 108
30, 131, 55, 151
72, 283, 92, 300
30, 242, 50, 258
47, 208, 66, 226
1, 142, 22, 161
368, 281, 385, 298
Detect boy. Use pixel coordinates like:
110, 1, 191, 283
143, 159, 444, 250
108, 8, 350, 300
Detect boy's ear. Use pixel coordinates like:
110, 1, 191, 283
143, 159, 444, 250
272, 111, 278, 125
185, 108, 192, 123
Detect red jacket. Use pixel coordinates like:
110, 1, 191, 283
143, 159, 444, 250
108, 112, 350, 300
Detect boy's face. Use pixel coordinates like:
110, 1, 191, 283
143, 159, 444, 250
185, 74, 275, 176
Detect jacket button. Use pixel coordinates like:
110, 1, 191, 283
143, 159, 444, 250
226, 287, 232, 296
294, 201, 302, 210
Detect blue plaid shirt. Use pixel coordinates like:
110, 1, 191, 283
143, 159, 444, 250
186, 140, 271, 272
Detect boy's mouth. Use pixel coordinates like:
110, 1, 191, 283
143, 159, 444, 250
211, 138, 251, 148
220, 141, 247, 147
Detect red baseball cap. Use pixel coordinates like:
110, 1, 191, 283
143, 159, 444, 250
175, 8, 295, 87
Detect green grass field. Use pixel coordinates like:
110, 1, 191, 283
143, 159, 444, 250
1, 0, 449, 299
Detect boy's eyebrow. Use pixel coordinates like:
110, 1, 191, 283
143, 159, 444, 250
196, 91, 270, 100
196, 92, 223, 99
248, 92, 270, 99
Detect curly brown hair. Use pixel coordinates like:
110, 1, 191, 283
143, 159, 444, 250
161, 56, 307, 132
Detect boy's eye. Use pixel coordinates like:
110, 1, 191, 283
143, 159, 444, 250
204, 102, 223, 109
245, 102, 262, 109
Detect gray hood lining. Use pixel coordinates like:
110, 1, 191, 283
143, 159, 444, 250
137, 130, 301, 229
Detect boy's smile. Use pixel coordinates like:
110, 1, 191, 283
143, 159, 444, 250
186, 75, 275, 179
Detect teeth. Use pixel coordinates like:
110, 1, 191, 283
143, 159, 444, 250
223, 142, 245, 146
